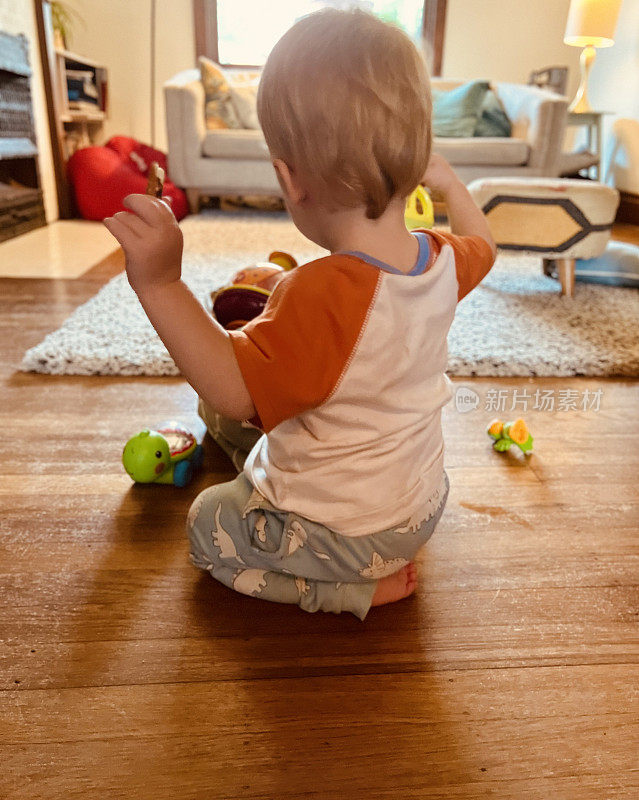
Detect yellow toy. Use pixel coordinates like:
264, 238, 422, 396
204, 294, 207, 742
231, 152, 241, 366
487, 418, 534, 454
405, 185, 434, 230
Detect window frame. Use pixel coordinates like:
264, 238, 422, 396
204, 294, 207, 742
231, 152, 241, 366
192, 0, 447, 75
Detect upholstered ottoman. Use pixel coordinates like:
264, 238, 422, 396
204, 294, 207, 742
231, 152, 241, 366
467, 177, 620, 297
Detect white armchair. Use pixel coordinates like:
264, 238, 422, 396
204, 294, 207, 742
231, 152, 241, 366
164, 70, 569, 213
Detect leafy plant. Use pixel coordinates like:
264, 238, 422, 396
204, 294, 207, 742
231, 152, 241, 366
50, 1, 83, 49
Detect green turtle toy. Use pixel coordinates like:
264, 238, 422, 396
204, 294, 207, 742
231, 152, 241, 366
487, 417, 534, 454
122, 422, 203, 487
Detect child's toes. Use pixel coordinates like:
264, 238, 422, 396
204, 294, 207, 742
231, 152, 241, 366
405, 562, 418, 594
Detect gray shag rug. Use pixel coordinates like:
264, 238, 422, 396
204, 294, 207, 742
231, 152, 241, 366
20, 210, 639, 378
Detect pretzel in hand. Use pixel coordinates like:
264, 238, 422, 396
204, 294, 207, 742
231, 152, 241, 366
146, 161, 165, 199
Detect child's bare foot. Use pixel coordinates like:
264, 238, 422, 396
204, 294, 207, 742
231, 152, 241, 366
370, 562, 417, 606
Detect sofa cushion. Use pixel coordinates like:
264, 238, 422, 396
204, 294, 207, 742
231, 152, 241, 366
230, 82, 260, 129
475, 90, 512, 137
203, 128, 528, 167
203, 129, 271, 160
433, 137, 529, 166
199, 56, 242, 130
432, 80, 490, 137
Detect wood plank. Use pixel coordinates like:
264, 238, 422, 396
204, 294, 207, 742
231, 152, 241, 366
1, 573, 637, 687
7, 664, 635, 736
616, 192, 639, 226
3, 666, 638, 798
3, 562, 637, 628
2, 517, 637, 580
3, 618, 638, 693
1, 712, 636, 799
612, 221, 639, 243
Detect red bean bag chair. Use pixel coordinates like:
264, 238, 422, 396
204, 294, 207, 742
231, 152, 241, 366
67, 136, 189, 221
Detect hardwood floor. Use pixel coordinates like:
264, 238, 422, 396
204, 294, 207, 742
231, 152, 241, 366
1, 242, 638, 799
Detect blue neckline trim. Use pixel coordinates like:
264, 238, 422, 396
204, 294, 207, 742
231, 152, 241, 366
339, 231, 430, 276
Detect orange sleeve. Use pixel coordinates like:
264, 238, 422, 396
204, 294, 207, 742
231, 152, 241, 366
425, 230, 495, 301
228, 255, 380, 433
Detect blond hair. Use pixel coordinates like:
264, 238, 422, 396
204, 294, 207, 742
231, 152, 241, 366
257, 9, 432, 220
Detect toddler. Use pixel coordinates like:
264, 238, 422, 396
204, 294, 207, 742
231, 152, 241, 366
104, 9, 496, 620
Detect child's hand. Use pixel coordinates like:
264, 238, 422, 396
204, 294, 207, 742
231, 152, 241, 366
421, 153, 460, 197
103, 194, 183, 295
423, 153, 497, 261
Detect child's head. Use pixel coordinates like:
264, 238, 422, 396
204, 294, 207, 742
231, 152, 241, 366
257, 8, 432, 223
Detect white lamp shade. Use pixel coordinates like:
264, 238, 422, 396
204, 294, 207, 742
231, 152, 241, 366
564, 0, 622, 47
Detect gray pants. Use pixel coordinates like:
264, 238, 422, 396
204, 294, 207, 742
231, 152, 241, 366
188, 401, 449, 620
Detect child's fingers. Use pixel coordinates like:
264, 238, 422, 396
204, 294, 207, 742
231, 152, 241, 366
111, 210, 148, 238
103, 215, 138, 250
123, 193, 167, 225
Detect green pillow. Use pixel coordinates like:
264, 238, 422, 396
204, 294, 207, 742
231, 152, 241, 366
432, 80, 490, 137
475, 90, 512, 137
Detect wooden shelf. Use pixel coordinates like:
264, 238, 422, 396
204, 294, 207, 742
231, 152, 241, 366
54, 48, 105, 70
35, 1, 112, 218
61, 111, 106, 123
52, 48, 109, 160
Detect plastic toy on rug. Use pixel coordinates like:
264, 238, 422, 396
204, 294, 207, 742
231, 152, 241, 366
123, 422, 203, 486
209, 251, 298, 330
487, 418, 534, 454
405, 185, 434, 230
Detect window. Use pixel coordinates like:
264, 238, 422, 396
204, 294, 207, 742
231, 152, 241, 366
216, 0, 426, 66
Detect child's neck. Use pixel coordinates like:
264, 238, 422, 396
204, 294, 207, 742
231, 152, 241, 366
323, 198, 419, 274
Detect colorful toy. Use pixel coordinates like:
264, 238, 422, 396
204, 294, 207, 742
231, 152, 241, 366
122, 422, 203, 486
405, 185, 434, 230
209, 251, 298, 330
487, 418, 534, 454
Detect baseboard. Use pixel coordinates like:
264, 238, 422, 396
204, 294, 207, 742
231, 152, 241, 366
616, 191, 639, 226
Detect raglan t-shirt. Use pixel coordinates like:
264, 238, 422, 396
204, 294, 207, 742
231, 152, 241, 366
229, 229, 494, 537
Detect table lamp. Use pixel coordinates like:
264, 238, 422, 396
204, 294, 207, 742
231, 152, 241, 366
564, 0, 622, 113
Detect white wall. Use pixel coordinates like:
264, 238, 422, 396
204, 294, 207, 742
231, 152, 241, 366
64, 0, 195, 151
587, 0, 639, 192
0, 0, 58, 221
442, 0, 582, 96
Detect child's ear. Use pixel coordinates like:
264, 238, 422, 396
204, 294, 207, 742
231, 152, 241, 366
272, 159, 307, 205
